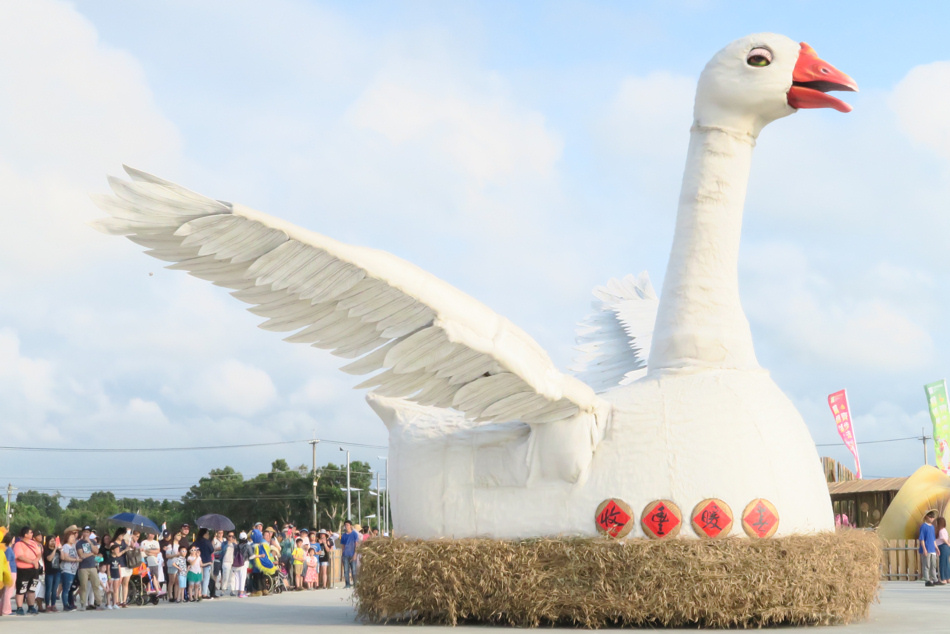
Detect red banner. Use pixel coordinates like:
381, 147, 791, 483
828, 389, 861, 479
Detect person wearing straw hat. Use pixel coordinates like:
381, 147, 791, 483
58, 526, 81, 612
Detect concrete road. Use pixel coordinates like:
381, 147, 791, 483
2, 582, 940, 632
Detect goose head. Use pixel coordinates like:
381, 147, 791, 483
694, 33, 858, 137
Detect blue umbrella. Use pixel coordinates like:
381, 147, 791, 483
108, 512, 161, 535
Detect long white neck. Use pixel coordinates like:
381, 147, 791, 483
647, 125, 759, 373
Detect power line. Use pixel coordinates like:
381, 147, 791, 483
0, 438, 387, 453
815, 435, 921, 448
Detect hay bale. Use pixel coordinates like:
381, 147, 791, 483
355, 530, 880, 628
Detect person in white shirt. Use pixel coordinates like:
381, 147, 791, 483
139, 531, 164, 596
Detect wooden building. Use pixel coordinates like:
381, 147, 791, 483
828, 477, 907, 529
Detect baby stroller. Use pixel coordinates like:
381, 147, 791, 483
126, 563, 159, 606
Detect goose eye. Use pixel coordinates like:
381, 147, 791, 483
747, 47, 772, 67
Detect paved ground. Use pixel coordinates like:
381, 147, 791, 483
1, 582, 942, 632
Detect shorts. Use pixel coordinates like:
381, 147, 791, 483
16, 567, 39, 596
187, 571, 202, 584
178, 573, 188, 589
110, 566, 121, 580
293, 562, 303, 575
320, 561, 329, 567
120, 567, 133, 578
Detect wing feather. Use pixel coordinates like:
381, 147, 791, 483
93, 167, 608, 429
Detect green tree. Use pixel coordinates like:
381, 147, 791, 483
16, 491, 62, 523
10, 503, 54, 535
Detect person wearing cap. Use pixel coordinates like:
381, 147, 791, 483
340, 520, 359, 589
57, 526, 81, 612
76, 526, 103, 610
233, 532, 251, 598
178, 524, 192, 552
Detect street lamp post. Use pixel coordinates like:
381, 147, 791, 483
377, 455, 389, 535
339, 447, 351, 521
375, 472, 381, 531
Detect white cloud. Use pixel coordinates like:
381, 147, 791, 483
349, 79, 562, 184
742, 243, 933, 373
191, 360, 278, 416
0, 0, 180, 276
890, 61, 950, 161
0, 328, 57, 412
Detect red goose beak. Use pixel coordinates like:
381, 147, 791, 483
787, 42, 858, 113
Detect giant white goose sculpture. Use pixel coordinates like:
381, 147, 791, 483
93, 33, 856, 539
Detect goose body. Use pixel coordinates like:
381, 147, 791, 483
93, 33, 857, 539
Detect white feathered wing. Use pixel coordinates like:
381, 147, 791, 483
571, 273, 658, 393
91, 167, 610, 446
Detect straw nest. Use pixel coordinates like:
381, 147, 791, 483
355, 530, 880, 628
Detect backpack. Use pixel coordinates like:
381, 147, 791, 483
233, 544, 245, 567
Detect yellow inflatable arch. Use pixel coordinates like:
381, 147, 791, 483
878, 465, 950, 540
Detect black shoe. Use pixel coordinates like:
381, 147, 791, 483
926, 581, 935, 586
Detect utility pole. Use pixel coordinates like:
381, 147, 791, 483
923, 427, 931, 466
339, 447, 351, 520
5, 483, 16, 529
375, 472, 381, 532
310, 438, 320, 529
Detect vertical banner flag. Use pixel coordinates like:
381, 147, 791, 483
925, 380, 950, 474
828, 390, 862, 479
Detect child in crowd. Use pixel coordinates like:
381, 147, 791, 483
173, 547, 187, 603
108, 541, 122, 609
292, 539, 305, 590
186, 546, 202, 602
304, 548, 319, 590
98, 563, 113, 610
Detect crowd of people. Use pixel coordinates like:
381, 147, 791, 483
0, 518, 376, 616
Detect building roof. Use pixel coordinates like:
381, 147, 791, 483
827, 477, 908, 495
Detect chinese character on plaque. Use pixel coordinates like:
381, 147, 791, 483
741, 499, 779, 538
594, 498, 634, 538
640, 499, 682, 539
690, 498, 734, 539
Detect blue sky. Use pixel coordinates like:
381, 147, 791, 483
2, 0, 950, 501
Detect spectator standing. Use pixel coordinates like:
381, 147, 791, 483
1, 532, 15, 615
164, 533, 180, 601
13, 526, 42, 615
193, 528, 215, 599
920, 510, 939, 586
279, 528, 294, 587
108, 539, 123, 608
113, 528, 131, 608
140, 530, 164, 596
292, 538, 305, 590
340, 520, 358, 589
304, 547, 319, 590
173, 547, 187, 603
937, 517, 950, 584
212, 530, 224, 596
220, 532, 235, 597
233, 532, 250, 598
317, 531, 331, 589
58, 527, 81, 612
43, 534, 60, 613
186, 546, 202, 602
76, 526, 103, 610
